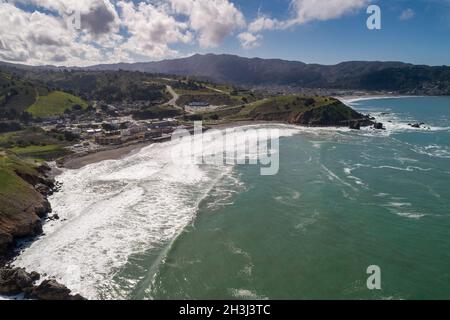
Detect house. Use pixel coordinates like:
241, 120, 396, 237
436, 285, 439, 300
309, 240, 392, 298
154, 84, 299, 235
145, 128, 163, 139
187, 102, 210, 108
95, 135, 122, 145
148, 120, 172, 129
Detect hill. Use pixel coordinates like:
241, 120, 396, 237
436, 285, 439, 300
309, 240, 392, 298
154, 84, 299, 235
196, 95, 370, 127
0, 151, 53, 257
82, 54, 450, 95
0, 71, 39, 119
0, 69, 171, 104
0, 70, 89, 120
3, 54, 450, 96
27, 91, 87, 118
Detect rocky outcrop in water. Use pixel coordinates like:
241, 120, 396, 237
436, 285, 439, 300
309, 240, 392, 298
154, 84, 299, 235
0, 267, 86, 300
373, 122, 385, 130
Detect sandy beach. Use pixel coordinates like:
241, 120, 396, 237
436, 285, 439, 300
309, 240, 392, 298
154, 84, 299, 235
59, 121, 277, 170
60, 141, 154, 170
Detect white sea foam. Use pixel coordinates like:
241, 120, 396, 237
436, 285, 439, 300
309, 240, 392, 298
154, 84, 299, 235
384, 201, 426, 219
339, 95, 419, 105
344, 96, 450, 137
229, 288, 267, 300
393, 212, 426, 219
12, 124, 301, 300
0, 293, 25, 300
321, 165, 358, 191
413, 144, 450, 159
372, 165, 432, 172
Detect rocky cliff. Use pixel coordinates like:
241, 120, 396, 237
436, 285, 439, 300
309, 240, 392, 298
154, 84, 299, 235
0, 152, 54, 261
217, 95, 375, 128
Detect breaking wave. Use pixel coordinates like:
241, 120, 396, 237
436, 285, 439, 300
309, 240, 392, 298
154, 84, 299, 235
12, 124, 300, 299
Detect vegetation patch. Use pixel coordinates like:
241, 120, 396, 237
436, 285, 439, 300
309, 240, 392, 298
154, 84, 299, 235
0, 127, 74, 161
10, 145, 66, 162
133, 105, 182, 120
27, 91, 87, 118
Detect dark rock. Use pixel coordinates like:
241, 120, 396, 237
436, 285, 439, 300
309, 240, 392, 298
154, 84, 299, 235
71, 294, 87, 301
35, 183, 52, 196
39, 177, 55, 190
15, 269, 34, 289
409, 122, 425, 129
0, 232, 13, 256
0, 267, 34, 295
29, 271, 41, 282
32, 280, 74, 300
374, 122, 385, 130
12, 216, 43, 238
0, 267, 86, 300
349, 121, 361, 130
36, 163, 51, 175
14, 170, 39, 186
35, 199, 52, 218
47, 214, 60, 221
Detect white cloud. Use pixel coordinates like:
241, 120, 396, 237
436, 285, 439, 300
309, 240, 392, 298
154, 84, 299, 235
248, 15, 283, 33
244, 0, 368, 48
0, 1, 104, 65
289, 0, 368, 25
117, 1, 192, 60
170, 0, 246, 48
238, 32, 262, 49
399, 8, 415, 21
0, 0, 248, 65
0, 0, 370, 65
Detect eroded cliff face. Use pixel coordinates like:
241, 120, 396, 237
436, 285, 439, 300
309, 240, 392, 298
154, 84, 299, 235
290, 100, 372, 127
245, 97, 373, 128
0, 152, 54, 260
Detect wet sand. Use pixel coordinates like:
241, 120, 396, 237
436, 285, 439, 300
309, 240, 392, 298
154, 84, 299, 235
61, 141, 154, 170
61, 121, 280, 170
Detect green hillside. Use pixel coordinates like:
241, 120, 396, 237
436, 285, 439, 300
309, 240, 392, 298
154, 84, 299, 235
197, 95, 365, 126
0, 151, 47, 254
27, 91, 87, 118
0, 126, 74, 161
0, 71, 38, 117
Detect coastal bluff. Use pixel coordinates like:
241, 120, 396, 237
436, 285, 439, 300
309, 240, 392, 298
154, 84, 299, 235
0, 152, 54, 259
200, 95, 377, 129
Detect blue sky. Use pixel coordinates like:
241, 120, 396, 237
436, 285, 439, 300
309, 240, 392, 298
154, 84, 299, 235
197, 0, 450, 65
1, 0, 449, 66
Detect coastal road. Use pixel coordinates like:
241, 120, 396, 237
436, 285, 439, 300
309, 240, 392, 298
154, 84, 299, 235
204, 85, 228, 94
164, 85, 181, 109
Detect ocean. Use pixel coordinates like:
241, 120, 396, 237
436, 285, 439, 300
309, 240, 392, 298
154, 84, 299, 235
12, 96, 450, 300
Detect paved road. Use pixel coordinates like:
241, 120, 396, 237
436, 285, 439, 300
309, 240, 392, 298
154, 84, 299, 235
205, 86, 228, 94
164, 85, 181, 109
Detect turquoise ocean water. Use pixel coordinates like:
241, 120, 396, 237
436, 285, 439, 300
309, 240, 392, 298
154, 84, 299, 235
13, 97, 450, 300
141, 97, 450, 300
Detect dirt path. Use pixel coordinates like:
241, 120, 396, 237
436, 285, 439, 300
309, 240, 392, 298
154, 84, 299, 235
205, 86, 228, 94
164, 85, 181, 109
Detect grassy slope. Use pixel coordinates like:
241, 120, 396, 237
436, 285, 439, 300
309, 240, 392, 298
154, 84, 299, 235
197, 95, 362, 126
133, 104, 182, 120
27, 91, 88, 118
0, 72, 38, 114
0, 127, 72, 161
0, 151, 42, 227
10, 145, 66, 162
174, 82, 258, 107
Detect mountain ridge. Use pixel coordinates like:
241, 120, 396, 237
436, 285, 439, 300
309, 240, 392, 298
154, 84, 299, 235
1, 54, 449, 94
